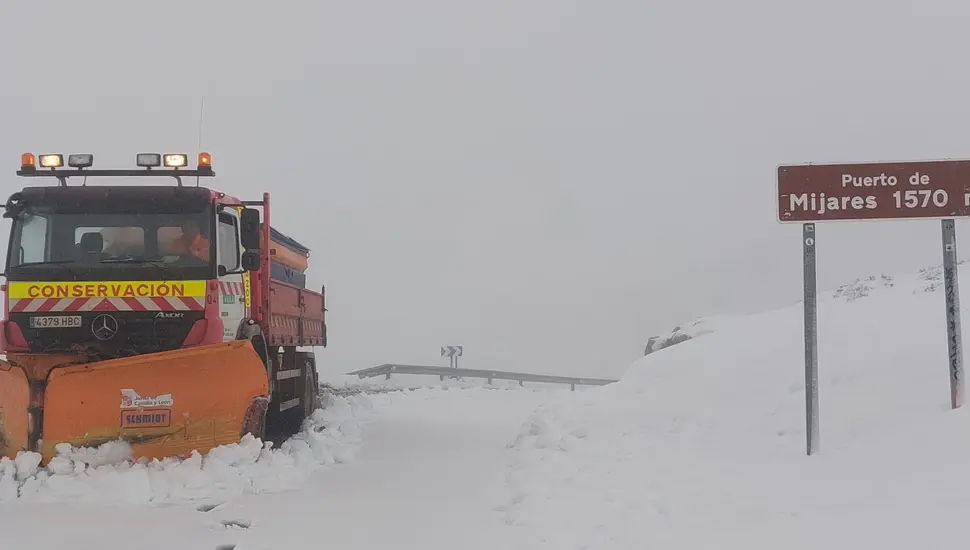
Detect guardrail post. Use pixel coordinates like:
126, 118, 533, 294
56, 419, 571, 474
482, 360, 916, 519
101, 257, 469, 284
570, 383, 575, 391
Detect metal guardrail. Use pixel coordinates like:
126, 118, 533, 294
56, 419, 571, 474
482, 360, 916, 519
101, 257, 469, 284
347, 364, 618, 391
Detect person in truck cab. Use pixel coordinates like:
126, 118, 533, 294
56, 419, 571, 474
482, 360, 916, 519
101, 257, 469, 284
101, 226, 145, 257
169, 220, 211, 261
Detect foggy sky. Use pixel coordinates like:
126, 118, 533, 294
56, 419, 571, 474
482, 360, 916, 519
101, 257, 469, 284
2, 1, 970, 379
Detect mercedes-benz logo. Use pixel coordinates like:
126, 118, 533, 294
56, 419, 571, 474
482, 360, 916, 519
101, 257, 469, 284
91, 314, 119, 341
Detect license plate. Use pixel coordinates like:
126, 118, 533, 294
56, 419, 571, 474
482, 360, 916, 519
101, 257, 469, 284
29, 315, 82, 329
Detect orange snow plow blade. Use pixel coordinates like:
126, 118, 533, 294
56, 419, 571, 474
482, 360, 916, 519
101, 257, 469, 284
0, 362, 29, 459
39, 340, 269, 464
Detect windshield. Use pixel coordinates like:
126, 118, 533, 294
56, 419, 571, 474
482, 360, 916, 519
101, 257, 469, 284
7, 208, 214, 272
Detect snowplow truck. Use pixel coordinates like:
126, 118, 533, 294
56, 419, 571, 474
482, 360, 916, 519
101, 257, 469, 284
0, 152, 326, 465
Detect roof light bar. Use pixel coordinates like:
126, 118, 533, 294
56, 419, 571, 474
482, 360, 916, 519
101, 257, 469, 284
16, 151, 215, 185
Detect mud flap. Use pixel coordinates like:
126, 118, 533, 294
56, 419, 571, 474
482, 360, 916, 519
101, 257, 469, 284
40, 340, 269, 464
0, 363, 29, 459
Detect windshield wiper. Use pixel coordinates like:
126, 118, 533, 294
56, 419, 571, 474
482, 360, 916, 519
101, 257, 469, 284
99, 258, 177, 279
13, 260, 80, 277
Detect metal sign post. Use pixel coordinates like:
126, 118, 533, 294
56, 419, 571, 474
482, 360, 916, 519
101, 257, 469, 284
777, 159, 970, 455
441, 345, 463, 369
802, 223, 819, 455
941, 219, 964, 409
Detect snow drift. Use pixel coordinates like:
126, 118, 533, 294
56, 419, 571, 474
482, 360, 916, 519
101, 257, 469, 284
640, 271, 907, 357
503, 263, 970, 549
0, 392, 386, 506
642, 315, 721, 356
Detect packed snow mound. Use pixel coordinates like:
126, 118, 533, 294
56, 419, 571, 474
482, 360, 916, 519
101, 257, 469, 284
0, 393, 386, 506
640, 266, 948, 358
642, 316, 721, 356
504, 263, 970, 549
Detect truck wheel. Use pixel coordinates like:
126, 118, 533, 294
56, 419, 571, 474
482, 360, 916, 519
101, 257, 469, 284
242, 396, 268, 441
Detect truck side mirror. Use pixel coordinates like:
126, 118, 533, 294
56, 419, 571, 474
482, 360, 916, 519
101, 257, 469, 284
241, 250, 261, 271
240, 208, 261, 250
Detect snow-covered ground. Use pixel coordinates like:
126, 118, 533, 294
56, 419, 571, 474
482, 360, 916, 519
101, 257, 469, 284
207, 387, 548, 550
0, 385, 555, 549
0, 393, 381, 506
502, 264, 970, 549
3, 263, 967, 549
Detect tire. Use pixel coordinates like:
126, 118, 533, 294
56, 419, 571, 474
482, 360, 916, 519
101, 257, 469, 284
241, 396, 268, 441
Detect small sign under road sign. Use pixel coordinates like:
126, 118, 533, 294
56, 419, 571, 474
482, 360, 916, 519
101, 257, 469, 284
441, 346, 463, 357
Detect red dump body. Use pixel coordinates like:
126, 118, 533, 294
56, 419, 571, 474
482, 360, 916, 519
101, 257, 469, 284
264, 279, 326, 347
218, 191, 326, 349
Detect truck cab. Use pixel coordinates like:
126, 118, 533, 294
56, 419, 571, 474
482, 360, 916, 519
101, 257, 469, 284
3, 184, 232, 357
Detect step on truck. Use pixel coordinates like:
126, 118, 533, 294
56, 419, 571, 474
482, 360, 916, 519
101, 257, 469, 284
0, 152, 327, 464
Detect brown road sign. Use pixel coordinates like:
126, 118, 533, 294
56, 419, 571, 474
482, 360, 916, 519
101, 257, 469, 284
777, 159, 970, 223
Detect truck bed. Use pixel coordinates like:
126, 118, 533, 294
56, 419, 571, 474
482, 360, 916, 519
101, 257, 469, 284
264, 279, 326, 347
